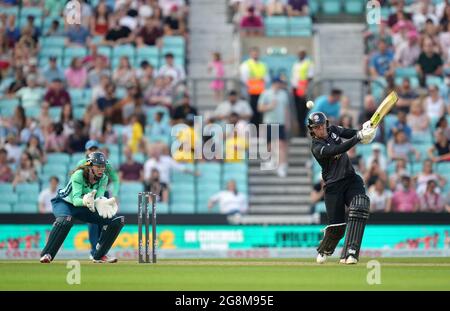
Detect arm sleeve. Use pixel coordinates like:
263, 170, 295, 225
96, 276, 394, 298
71, 173, 86, 207
335, 126, 359, 139
312, 136, 360, 159
95, 176, 109, 198
106, 163, 120, 197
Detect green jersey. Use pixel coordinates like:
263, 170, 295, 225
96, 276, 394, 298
76, 159, 120, 197
59, 169, 109, 207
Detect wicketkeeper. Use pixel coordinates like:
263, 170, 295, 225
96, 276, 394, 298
40, 152, 124, 263
308, 112, 377, 264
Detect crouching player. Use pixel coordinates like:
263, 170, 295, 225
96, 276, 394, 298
40, 152, 124, 263
308, 112, 377, 264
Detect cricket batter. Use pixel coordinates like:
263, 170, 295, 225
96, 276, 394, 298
40, 152, 124, 263
308, 112, 377, 264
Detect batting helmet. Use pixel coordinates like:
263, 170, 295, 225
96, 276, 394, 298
86, 152, 107, 166
307, 112, 329, 137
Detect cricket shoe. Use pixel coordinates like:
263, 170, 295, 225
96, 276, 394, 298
40, 254, 52, 263
92, 255, 118, 263
345, 255, 358, 264
316, 253, 327, 264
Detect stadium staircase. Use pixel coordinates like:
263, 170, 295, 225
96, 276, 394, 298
187, 0, 238, 112
314, 23, 365, 116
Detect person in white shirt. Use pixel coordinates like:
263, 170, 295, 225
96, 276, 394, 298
157, 52, 186, 87
143, 144, 197, 184
368, 178, 392, 212
38, 176, 59, 213
214, 90, 253, 122
208, 180, 248, 215
365, 143, 387, 171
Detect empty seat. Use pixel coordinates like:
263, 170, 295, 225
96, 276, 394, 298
49, 107, 62, 122
13, 203, 38, 213
265, 16, 288, 37
41, 37, 66, 49
2, 193, 18, 205
0, 183, 14, 194
170, 202, 195, 213
0, 203, 12, 213
46, 153, 71, 165
288, 16, 312, 37
321, 0, 342, 15
112, 45, 135, 59
120, 182, 144, 194
42, 163, 68, 175
344, 0, 365, 14
162, 36, 185, 48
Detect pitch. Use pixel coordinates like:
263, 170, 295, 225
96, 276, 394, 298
1, 258, 449, 290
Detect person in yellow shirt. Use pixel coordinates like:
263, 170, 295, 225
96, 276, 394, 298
239, 47, 270, 126
290, 47, 314, 137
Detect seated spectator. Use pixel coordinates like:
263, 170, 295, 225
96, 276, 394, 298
429, 128, 450, 162
90, 0, 111, 36
5, 15, 20, 48
434, 115, 450, 140
12, 152, 37, 187
65, 24, 91, 47
389, 110, 412, 140
17, 25, 38, 55
4, 133, 21, 165
103, 17, 133, 46
143, 144, 196, 185
239, 6, 264, 36
15, 75, 43, 109
6, 67, 26, 96
65, 58, 88, 89
66, 120, 89, 154
136, 61, 155, 91
145, 168, 168, 203
366, 143, 387, 171
112, 84, 142, 124
390, 173, 420, 212
149, 112, 171, 138
0, 33, 12, 72
162, 4, 186, 36
420, 179, 445, 212
87, 56, 111, 87
416, 38, 443, 86
12, 105, 26, 137
414, 159, 446, 195
60, 103, 76, 137
44, 122, 67, 153
20, 117, 44, 145
348, 146, 365, 174
0, 148, 13, 183
43, 78, 71, 107
439, 21, 450, 62
24, 134, 45, 170
91, 74, 111, 103
287, 0, 308, 16
43, 56, 65, 86
389, 158, 408, 191
387, 130, 420, 162
144, 75, 173, 108
99, 120, 118, 144
38, 176, 59, 214
412, 1, 438, 31
369, 40, 394, 78
396, 78, 419, 112
388, 1, 412, 28
44, 20, 64, 37
119, 147, 144, 182
137, 17, 163, 47
83, 44, 109, 71
394, 30, 421, 67
214, 90, 253, 122
407, 99, 430, 137
113, 56, 136, 88
266, 0, 286, 16
424, 84, 446, 120
391, 20, 416, 50
368, 178, 392, 212
172, 94, 198, 123
96, 83, 118, 113
311, 89, 342, 123
25, 57, 45, 86
363, 159, 387, 188
157, 52, 186, 87
208, 180, 248, 215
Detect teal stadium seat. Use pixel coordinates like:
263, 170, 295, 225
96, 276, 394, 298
49, 107, 62, 122
13, 203, 38, 213
265, 16, 288, 37
261, 55, 297, 82
42, 163, 68, 175
42, 18, 64, 34
41, 36, 66, 48
119, 193, 138, 213
156, 202, 169, 214
97, 46, 112, 59
47, 153, 71, 165
136, 46, 159, 67
113, 44, 136, 60
344, 0, 365, 14
395, 67, 418, 78
69, 89, 84, 106
170, 202, 195, 213
64, 47, 88, 66
120, 182, 144, 194
309, 0, 320, 15
426, 75, 443, 87
2, 193, 18, 206
0, 6, 19, 16
0, 203, 12, 213
73, 106, 86, 120
288, 16, 312, 37
383, 114, 398, 135
25, 106, 41, 118
321, 0, 342, 15
162, 36, 185, 48
413, 143, 432, 160
0, 183, 14, 194
394, 77, 420, 88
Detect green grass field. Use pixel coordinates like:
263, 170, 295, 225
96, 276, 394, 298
1, 258, 449, 290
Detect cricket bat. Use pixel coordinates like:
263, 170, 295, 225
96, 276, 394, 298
370, 91, 399, 127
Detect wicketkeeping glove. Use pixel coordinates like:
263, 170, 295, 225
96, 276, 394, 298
83, 190, 97, 212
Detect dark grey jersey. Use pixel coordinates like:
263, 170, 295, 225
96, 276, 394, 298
311, 125, 360, 186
